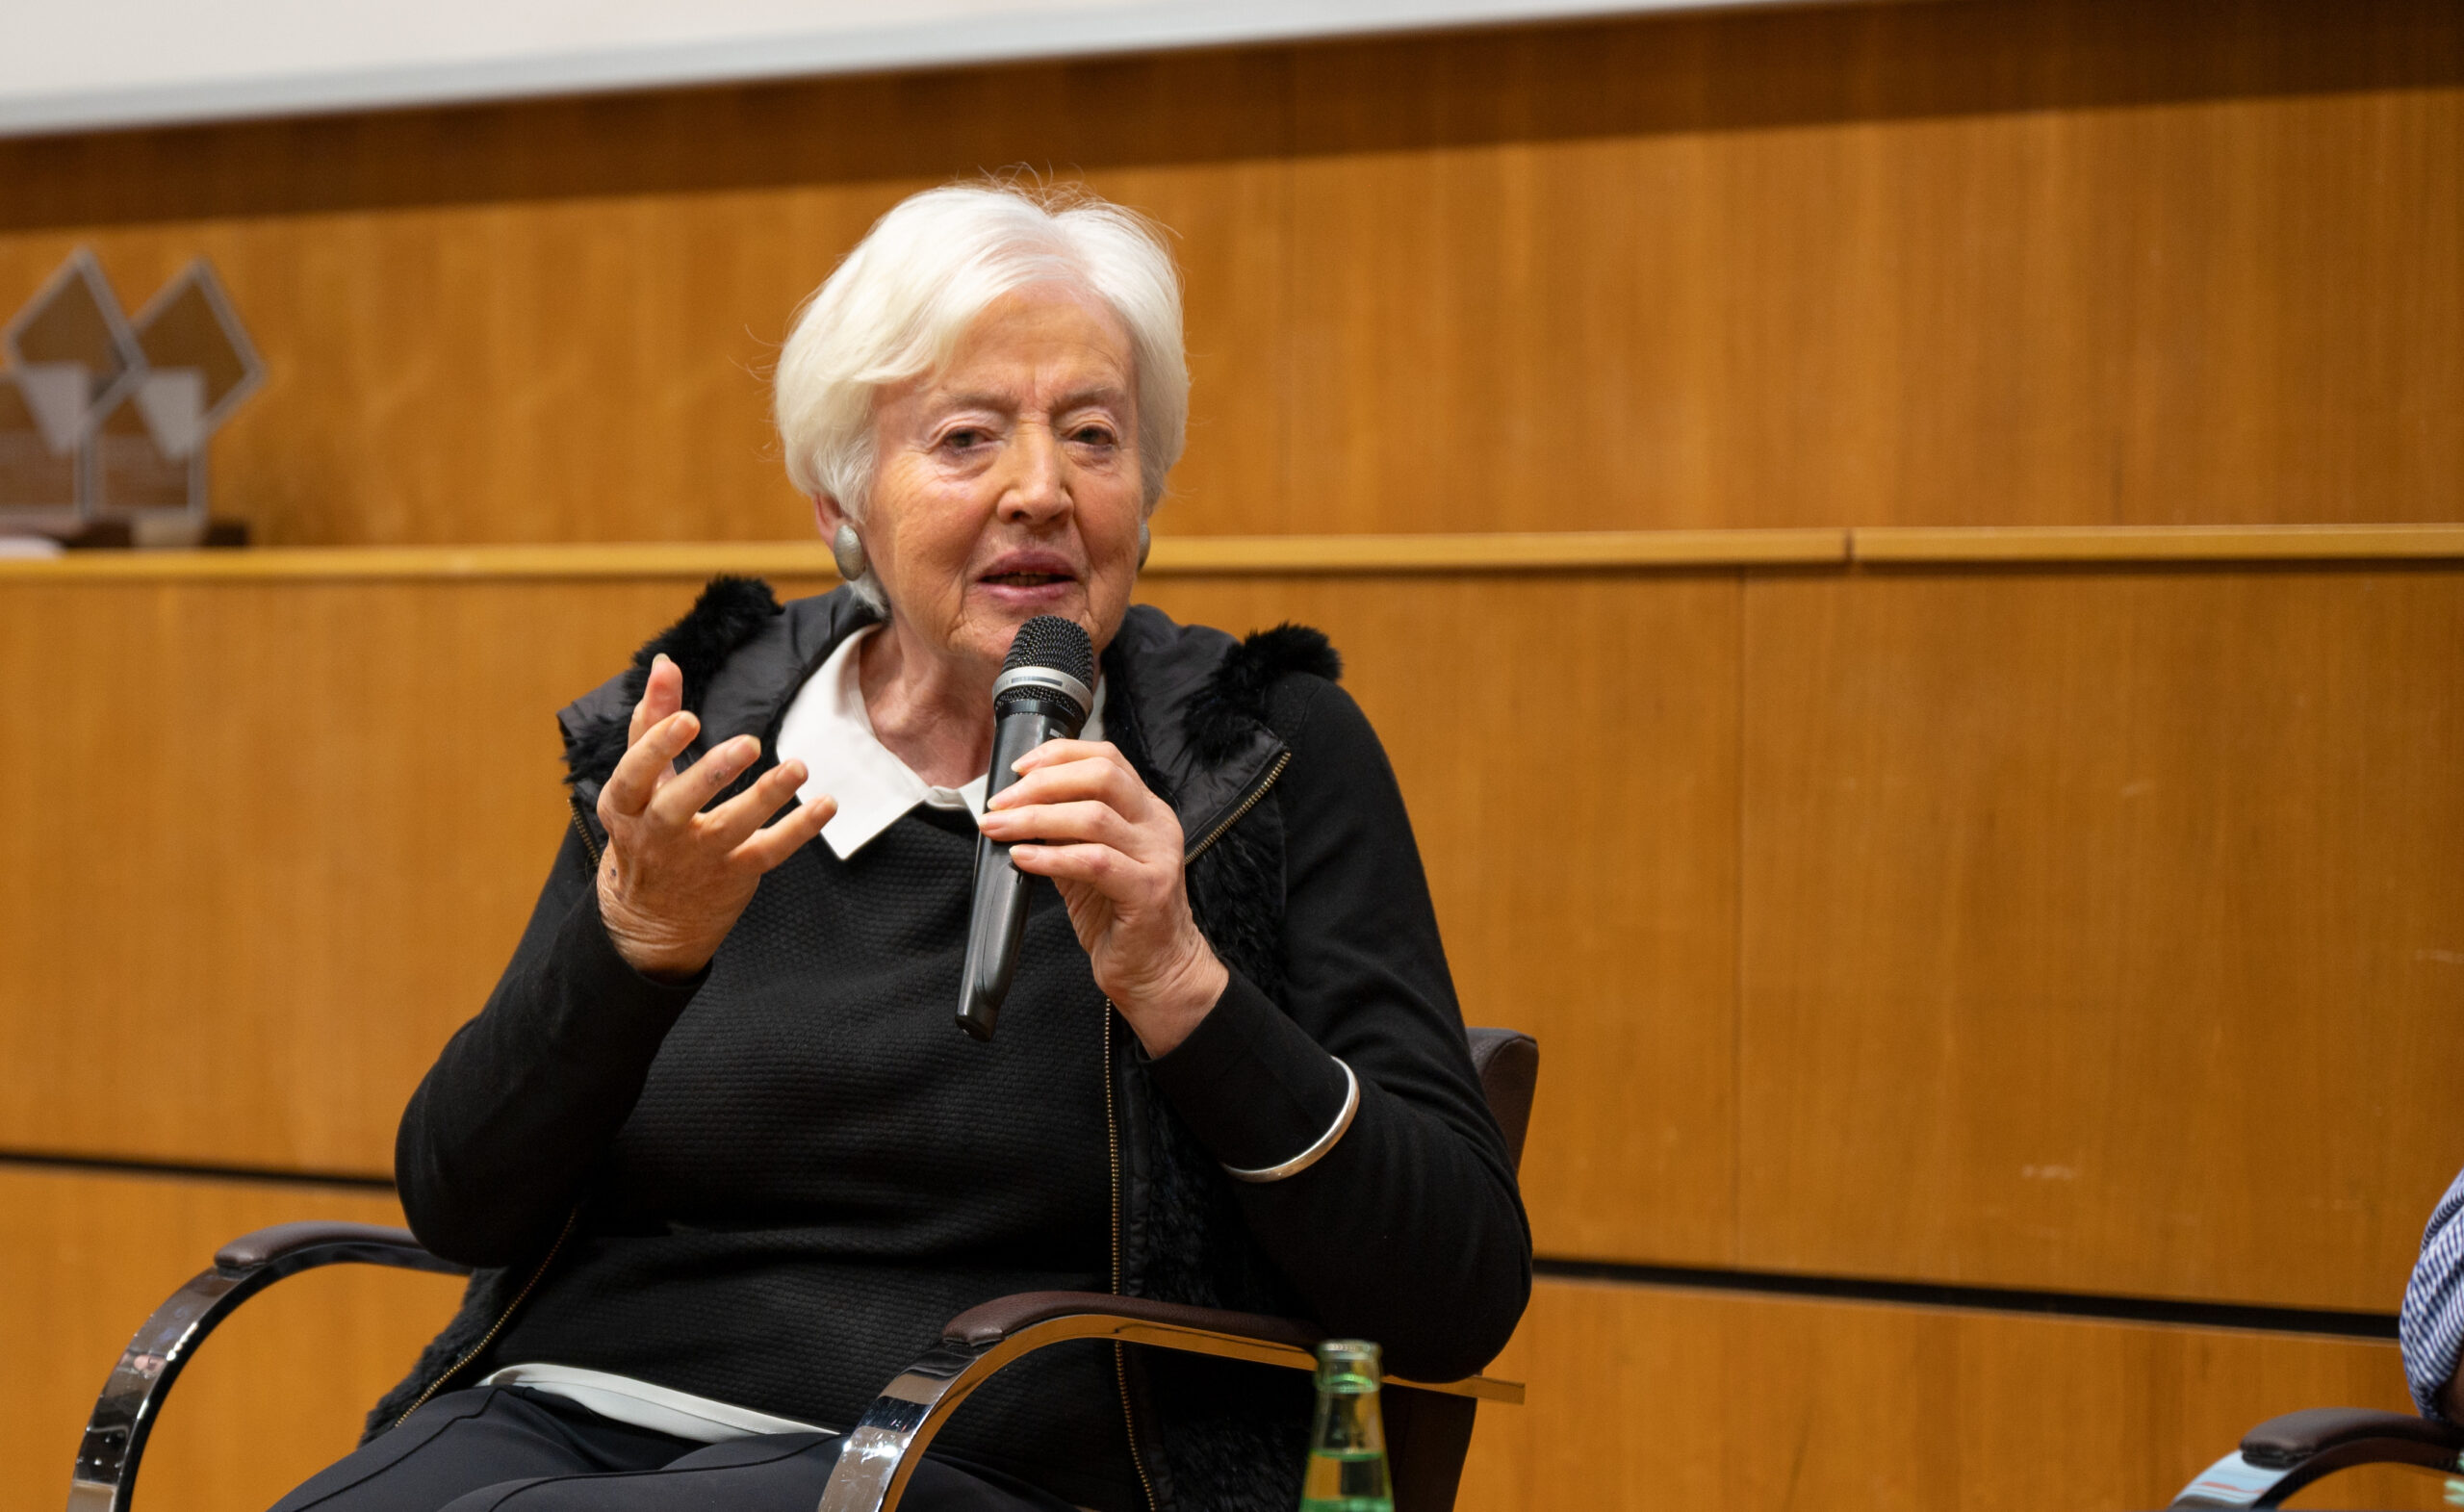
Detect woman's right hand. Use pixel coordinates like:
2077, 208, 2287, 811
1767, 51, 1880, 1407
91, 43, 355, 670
595, 653, 836, 980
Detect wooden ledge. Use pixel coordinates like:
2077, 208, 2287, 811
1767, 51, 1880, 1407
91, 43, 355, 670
1851, 525, 2464, 564
0, 541, 846, 582
0, 525, 2456, 582
1149, 528, 1849, 573
0, 529, 1849, 582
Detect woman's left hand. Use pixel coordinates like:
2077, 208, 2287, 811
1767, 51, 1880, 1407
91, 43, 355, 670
978, 739, 1227, 1056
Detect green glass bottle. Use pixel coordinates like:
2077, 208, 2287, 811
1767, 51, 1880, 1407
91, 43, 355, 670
1298, 1339, 1393, 1512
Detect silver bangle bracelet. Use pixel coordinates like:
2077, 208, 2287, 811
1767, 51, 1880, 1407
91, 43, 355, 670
1221, 1059, 1359, 1184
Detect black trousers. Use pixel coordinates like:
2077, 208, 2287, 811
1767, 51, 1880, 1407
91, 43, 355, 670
268, 1388, 1080, 1512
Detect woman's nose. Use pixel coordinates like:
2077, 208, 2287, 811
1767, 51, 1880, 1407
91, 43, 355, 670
996, 425, 1071, 524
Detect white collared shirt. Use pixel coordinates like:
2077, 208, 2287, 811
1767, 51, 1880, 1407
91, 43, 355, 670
774, 624, 1105, 861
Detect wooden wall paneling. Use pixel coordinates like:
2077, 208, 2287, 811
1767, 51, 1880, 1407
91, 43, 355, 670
1072, 63, 1296, 539
0, 575, 836, 1173
0, 49, 1297, 550
2, 1, 2456, 547
1456, 1277, 2446, 1512
5, 1167, 2441, 1512
0, 1166, 464, 1512
1, 195, 831, 546
0, 565, 1748, 1247
1282, 0, 2464, 537
1736, 568, 2464, 1309
4, 1174, 2437, 1512
1135, 574, 1742, 1264
9, 560, 2458, 1292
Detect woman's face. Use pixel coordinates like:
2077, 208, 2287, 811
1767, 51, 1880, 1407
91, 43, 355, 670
839, 283, 1146, 675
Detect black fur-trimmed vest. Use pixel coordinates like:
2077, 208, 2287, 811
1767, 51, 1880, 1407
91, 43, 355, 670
368, 580, 1344, 1512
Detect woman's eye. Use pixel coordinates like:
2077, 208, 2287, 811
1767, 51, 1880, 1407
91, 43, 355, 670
1069, 424, 1116, 448
941, 428, 990, 451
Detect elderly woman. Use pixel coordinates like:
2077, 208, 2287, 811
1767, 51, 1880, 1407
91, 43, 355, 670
271, 184, 1528, 1512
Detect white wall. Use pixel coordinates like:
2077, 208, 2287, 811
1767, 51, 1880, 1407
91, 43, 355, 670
3, 0, 1792, 139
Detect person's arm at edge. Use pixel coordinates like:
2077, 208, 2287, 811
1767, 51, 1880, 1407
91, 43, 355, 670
2401, 1166, 2464, 1422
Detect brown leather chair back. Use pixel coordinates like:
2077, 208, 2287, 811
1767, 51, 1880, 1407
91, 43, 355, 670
1465, 1027, 1539, 1171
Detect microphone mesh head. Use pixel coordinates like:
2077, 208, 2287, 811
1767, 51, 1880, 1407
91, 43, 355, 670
1001, 615, 1096, 689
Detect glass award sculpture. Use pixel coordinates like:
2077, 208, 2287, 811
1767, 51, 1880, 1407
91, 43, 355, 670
0, 369, 81, 526
0, 249, 142, 534
96, 261, 264, 534
0, 249, 263, 544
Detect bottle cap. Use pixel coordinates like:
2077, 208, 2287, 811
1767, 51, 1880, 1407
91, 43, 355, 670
1314, 1338, 1380, 1388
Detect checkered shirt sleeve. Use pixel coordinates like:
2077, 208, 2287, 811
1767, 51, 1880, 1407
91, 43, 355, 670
2401, 1165, 2464, 1419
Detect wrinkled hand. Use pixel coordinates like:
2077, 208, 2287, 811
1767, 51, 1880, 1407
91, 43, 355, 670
595, 653, 836, 980
978, 739, 1227, 1056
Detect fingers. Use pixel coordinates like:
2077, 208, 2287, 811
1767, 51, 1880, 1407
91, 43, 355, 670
986, 742, 1178, 889
733, 791, 836, 872
978, 797, 1141, 853
699, 756, 809, 848
1008, 841, 1128, 887
628, 653, 685, 747
599, 708, 701, 820
649, 734, 762, 828
1005, 739, 1137, 785
988, 748, 1150, 816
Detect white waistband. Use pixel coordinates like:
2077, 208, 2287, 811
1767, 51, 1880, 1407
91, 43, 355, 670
479, 1363, 832, 1445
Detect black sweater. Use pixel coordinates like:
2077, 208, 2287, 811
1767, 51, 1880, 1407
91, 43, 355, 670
390, 590, 1530, 1511
449, 801, 1141, 1505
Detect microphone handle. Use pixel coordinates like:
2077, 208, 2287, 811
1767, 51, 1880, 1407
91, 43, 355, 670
956, 705, 1081, 1040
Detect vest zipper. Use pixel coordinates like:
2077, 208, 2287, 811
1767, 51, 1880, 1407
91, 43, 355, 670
1106, 999, 1161, 1512
568, 792, 603, 868
1095, 742, 1290, 1507
393, 1207, 578, 1428
1181, 750, 1291, 865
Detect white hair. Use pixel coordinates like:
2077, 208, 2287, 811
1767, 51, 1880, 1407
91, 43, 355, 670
774, 182, 1188, 562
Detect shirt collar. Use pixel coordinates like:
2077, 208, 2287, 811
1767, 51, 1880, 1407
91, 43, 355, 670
776, 625, 1105, 861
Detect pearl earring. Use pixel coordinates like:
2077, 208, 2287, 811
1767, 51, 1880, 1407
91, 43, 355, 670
832, 524, 866, 581
1137, 520, 1152, 571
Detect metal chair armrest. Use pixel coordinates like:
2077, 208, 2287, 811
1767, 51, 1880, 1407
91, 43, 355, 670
2169, 1407, 2464, 1506
816, 1290, 1523, 1512
68, 1221, 469, 1512
210, 1220, 463, 1275
938, 1289, 1323, 1350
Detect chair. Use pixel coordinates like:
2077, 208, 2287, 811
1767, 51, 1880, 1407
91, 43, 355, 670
2168, 1407, 2464, 1507
65, 1028, 1536, 1512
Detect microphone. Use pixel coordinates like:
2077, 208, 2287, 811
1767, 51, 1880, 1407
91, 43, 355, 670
958, 614, 1096, 1041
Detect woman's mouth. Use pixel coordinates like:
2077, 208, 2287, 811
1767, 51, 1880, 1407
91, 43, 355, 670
977, 551, 1081, 595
